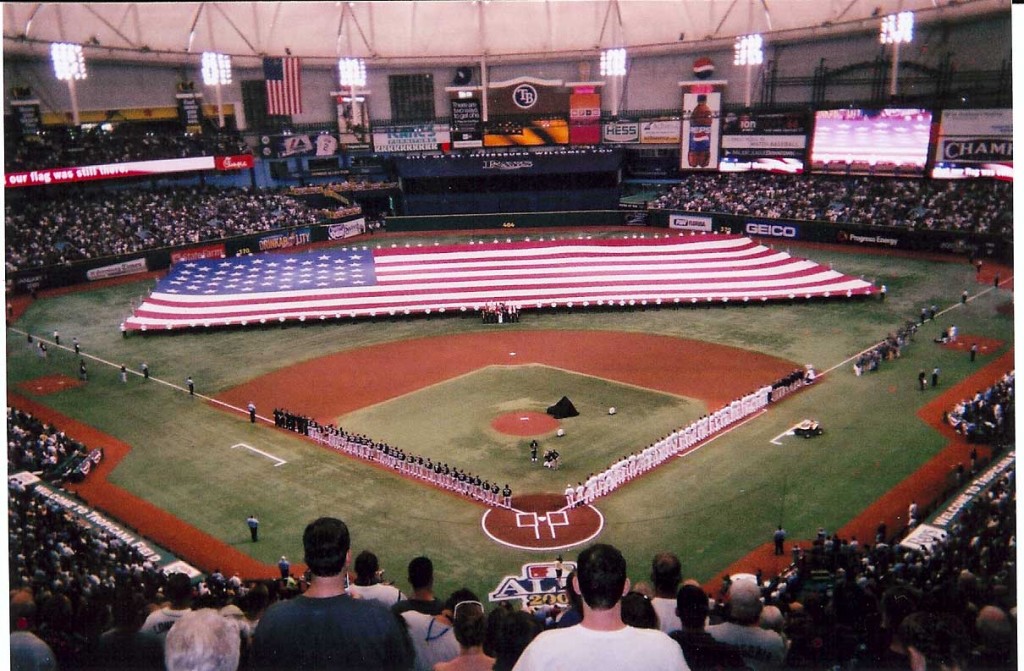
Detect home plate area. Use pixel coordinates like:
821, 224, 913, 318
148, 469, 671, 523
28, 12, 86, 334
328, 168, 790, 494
481, 493, 604, 551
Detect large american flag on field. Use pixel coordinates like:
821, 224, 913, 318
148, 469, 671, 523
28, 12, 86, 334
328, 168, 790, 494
264, 57, 302, 115
125, 234, 876, 331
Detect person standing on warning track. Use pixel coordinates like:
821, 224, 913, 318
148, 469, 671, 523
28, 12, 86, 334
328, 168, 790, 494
247, 514, 260, 542
773, 525, 787, 556
687, 95, 713, 168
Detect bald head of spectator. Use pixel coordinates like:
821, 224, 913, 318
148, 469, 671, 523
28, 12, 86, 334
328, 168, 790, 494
723, 579, 763, 626
651, 552, 682, 599
165, 608, 241, 671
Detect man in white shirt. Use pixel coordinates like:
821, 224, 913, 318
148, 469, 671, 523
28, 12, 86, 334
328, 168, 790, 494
346, 550, 406, 609
513, 543, 689, 671
650, 552, 683, 634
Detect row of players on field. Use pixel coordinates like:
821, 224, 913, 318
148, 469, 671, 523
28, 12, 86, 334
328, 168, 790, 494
274, 410, 517, 507
275, 373, 805, 511
563, 383, 779, 509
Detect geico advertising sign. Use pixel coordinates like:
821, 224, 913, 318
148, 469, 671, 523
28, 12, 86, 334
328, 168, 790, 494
745, 222, 798, 239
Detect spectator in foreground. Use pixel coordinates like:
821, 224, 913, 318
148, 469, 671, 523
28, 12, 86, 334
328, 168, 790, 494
92, 590, 164, 670
434, 598, 494, 671
707, 579, 786, 671
252, 516, 414, 670
651, 552, 684, 634
486, 607, 541, 671
140, 571, 195, 640
898, 611, 970, 671
670, 583, 746, 671
622, 591, 661, 630
348, 550, 407, 609
401, 589, 472, 671
512, 543, 689, 670
553, 569, 583, 628
393, 555, 444, 616
10, 588, 58, 671
165, 608, 242, 671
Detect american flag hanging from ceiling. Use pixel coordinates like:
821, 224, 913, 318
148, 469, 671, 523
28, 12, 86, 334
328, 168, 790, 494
264, 57, 303, 116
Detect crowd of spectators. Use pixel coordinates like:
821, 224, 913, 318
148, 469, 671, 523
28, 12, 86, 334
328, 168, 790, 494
946, 370, 1015, 444
8, 393, 1016, 669
648, 173, 1012, 235
5, 186, 320, 273
5, 125, 250, 173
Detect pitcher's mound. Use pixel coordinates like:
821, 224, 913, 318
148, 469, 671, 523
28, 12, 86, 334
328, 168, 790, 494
19, 374, 84, 396
492, 411, 560, 437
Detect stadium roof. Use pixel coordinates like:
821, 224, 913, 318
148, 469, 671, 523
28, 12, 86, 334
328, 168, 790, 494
2, 0, 1009, 68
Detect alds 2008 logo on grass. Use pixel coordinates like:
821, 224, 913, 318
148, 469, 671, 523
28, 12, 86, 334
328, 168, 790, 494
488, 561, 577, 607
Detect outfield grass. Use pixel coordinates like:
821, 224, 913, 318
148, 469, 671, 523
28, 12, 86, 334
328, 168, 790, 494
6, 234, 1013, 601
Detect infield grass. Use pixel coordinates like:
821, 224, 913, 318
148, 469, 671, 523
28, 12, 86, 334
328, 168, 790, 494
6, 233, 1014, 601
338, 364, 701, 490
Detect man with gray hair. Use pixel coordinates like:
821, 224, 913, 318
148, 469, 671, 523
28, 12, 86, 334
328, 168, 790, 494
706, 579, 785, 670
165, 608, 242, 671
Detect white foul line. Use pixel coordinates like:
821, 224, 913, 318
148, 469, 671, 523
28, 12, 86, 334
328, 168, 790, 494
231, 442, 287, 467
770, 424, 801, 445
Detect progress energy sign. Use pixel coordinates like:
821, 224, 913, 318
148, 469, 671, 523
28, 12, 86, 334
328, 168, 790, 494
719, 110, 808, 174
932, 109, 1012, 180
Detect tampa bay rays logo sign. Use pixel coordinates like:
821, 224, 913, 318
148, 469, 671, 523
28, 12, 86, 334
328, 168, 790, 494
512, 84, 538, 109
489, 561, 577, 608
